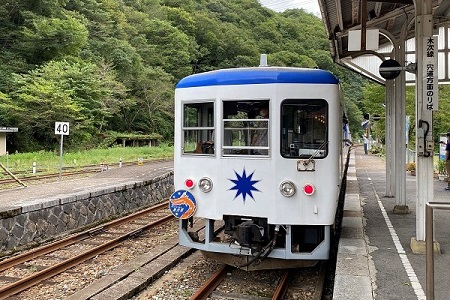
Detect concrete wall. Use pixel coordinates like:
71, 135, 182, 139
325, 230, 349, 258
0, 172, 174, 253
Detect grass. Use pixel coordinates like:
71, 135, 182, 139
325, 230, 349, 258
0, 144, 174, 177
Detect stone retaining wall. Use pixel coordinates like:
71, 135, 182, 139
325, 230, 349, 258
0, 172, 174, 254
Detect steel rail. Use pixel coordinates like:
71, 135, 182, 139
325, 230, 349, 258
0, 201, 168, 271
189, 264, 230, 300
312, 261, 327, 300
0, 160, 165, 185
0, 213, 174, 298
272, 262, 326, 300
272, 270, 291, 300
0, 209, 173, 298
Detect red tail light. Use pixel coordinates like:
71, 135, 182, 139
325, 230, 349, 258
303, 183, 315, 196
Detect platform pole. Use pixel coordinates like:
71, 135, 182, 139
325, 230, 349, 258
414, 0, 434, 243
59, 134, 64, 181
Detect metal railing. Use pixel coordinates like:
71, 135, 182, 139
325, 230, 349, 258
426, 202, 450, 300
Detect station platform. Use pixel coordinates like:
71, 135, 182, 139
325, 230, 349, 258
335, 146, 450, 300
0, 159, 173, 212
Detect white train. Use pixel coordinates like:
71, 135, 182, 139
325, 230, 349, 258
169, 61, 349, 270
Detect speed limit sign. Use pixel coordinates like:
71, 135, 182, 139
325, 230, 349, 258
55, 122, 70, 135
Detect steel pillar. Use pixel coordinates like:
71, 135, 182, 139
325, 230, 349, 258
414, 0, 434, 242
385, 79, 394, 198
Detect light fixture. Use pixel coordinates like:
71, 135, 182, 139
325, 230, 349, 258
303, 183, 315, 196
185, 179, 195, 189
199, 177, 213, 193
280, 180, 296, 197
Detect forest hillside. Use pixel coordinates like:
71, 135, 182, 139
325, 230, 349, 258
0, 0, 365, 152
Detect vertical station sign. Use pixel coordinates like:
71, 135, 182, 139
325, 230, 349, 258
423, 36, 438, 111
55, 122, 70, 180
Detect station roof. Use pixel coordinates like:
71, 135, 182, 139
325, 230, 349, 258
317, 0, 450, 84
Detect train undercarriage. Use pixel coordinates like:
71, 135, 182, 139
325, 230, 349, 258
180, 215, 332, 271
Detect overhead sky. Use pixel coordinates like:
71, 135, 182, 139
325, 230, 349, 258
259, 0, 321, 16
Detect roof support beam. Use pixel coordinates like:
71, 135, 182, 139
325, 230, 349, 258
374, 2, 382, 17
351, 0, 359, 26
361, 0, 367, 50
335, 0, 344, 30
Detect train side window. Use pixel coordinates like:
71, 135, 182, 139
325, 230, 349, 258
281, 99, 328, 159
182, 102, 215, 155
222, 100, 269, 156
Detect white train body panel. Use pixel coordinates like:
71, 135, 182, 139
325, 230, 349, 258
171, 67, 344, 267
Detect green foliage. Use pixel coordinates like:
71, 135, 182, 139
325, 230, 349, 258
436, 159, 446, 175
434, 85, 450, 144
270, 51, 317, 68
0, 0, 363, 153
406, 161, 416, 172
369, 143, 384, 156
360, 83, 385, 141
6, 58, 128, 151
0, 144, 173, 176
359, 82, 416, 145
19, 13, 88, 63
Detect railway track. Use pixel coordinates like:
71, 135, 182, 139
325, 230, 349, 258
190, 262, 327, 300
0, 199, 328, 299
0, 160, 156, 187
0, 201, 174, 299
0, 169, 99, 186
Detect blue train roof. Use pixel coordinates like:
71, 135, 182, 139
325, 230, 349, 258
176, 67, 339, 88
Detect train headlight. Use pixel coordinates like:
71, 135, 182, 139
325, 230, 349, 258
279, 180, 296, 197
303, 183, 315, 196
185, 179, 195, 189
199, 177, 213, 193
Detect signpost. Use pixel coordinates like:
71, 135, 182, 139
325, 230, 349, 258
423, 36, 438, 111
55, 122, 70, 180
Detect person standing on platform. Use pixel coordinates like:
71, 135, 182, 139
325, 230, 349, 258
363, 134, 369, 155
361, 114, 370, 155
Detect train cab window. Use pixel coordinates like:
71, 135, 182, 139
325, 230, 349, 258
182, 102, 215, 155
281, 99, 328, 159
222, 100, 269, 156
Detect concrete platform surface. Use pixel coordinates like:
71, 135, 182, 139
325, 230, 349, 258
335, 146, 450, 300
0, 159, 173, 212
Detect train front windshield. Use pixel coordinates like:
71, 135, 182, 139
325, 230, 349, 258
281, 99, 328, 159
181, 99, 328, 159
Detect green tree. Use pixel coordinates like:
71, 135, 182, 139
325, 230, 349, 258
7, 59, 126, 150
0, 0, 362, 151
126, 67, 175, 139
142, 19, 194, 80
270, 51, 317, 68
19, 13, 88, 64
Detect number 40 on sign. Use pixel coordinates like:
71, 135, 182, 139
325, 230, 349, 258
55, 122, 70, 136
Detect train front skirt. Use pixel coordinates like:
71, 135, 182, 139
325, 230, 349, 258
179, 218, 331, 270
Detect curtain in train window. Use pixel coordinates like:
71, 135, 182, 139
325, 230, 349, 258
182, 102, 215, 155
281, 99, 328, 159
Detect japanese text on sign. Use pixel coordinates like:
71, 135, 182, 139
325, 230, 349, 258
423, 36, 438, 111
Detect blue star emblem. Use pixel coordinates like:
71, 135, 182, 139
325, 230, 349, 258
228, 168, 260, 203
